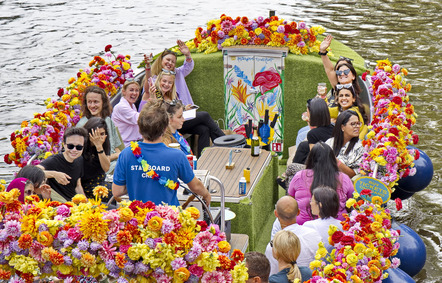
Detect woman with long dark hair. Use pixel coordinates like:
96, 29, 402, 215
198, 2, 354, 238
288, 142, 354, 225
16, 165, 51, 200
162, 99, 193, 155
78, 85, 123, 173
326, 110, 365, 178
81, 117, 111, 199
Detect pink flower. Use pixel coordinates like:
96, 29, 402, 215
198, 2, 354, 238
252, 68, 282, 94
189, 264, 204, 277
201, 271, 227, 282
194, 231, 218, 252
392, 64, 401, 74
391, 257, 401, 268
99, 241, 117, 261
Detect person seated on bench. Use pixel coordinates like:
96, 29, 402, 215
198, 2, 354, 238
162, 99, 193, 155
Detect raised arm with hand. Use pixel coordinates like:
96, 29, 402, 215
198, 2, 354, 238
320, 35, 338, 87
142, 53, 154, 100
177, 40, 192, 62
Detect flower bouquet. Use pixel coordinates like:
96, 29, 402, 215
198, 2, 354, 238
307, 192, 401, 283
4, 45, 134, 168
173, 14, 326, 55
360, 59, 419, 189
0, 185, 248, 282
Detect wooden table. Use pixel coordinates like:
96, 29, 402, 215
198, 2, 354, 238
197, 147, 272, 203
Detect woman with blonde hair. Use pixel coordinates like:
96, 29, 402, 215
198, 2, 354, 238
269, 230, 311, 282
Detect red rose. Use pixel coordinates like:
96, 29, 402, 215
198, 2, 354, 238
355, 214, 372, 227
197, 220, 208, 231
252, 68, 282, 94
392, 96, 403, 105
57, 88, 64, 97
4, 154, 12, 164
389, 127, 399, 136
104, 44, 112, 52
145, 201, 156, 209
414, 148, 420, 160
331, 231, 344, 244
340, 235, 355, 246
402, 168, 410, 178
395, 198, 403, 211
388, 136, 399, 143
412, 134, 419, 145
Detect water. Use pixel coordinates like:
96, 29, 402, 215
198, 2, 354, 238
1, 0, 440, 281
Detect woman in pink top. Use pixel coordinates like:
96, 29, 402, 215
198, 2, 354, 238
288, 141, 354, 225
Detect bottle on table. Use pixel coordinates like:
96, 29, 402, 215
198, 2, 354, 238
251, 127, 260, 157
239, 177, 247, 195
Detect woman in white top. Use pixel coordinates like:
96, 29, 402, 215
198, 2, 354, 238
303, 186, 342, 252
325, 110, 364, 179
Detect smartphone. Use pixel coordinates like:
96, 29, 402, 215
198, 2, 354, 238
189, 105, 199, 110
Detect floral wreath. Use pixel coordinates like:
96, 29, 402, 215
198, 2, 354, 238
130, 141, 180, 190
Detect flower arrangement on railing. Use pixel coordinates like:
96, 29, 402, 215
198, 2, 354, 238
0, 186, 247, 282
360, 59, 419, 189
4, 45, 134, 168
172, 14, 326, 55
307, 192, 401, 282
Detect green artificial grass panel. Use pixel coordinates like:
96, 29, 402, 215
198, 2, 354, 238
175, 39, 366, 156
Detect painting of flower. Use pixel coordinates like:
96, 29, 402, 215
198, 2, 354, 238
252, 68, 282, 94
231, 80, 251, 104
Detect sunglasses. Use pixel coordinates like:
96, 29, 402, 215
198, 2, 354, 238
336, 69, 351, 76
349, 121, 362, 128
270, 240, 273, 248
336, 83, 353, 90
66, 144, 84, 150
339, 56, 354, 62
163, 99, 181, 106
162, 48, 177, 57
161, 68, 176, 75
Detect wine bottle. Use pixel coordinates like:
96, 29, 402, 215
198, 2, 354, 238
251, 127, 260, 157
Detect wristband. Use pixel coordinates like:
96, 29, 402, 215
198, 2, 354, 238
318, 51, 328, 56
97, 150, 104, 154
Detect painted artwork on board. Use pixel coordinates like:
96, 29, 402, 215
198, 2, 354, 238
224, 53, 285, 145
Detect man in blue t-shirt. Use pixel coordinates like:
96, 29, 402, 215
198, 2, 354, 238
112, 100, 211, 206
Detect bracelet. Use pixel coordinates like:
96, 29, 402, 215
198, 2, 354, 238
145, 67, 151, 70
318, 50, 328, 56
97, 150, 104, 154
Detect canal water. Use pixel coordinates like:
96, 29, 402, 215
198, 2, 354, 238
0, 0, 440, 281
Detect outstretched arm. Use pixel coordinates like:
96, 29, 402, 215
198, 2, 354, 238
187, 177, 211, 206
37, 165, 71, 185
320, 35, 338, 88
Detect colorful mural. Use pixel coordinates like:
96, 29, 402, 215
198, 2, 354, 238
223, 49, 285, 146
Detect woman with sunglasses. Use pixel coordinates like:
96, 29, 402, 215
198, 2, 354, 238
78, 86, 123, 173
329, 84, 368, 139
6, 177, 36, 203
145, 42, 224, 156
325, 110, 365, 179
288, 141, 354, 225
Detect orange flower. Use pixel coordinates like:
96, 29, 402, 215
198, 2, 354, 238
115, 252, 127, 269
230, 249, 244, 262
117, 230, 133, 246
81, 252, 96, 268
174, 267, 190, 282
49, 250, 65, 265
163, 232, 177, 245
218, 255, 232, 270
147, 216, 163, 231
0, 269, 11, 280
38, 231, 54, 247
231, 80, 251, 104
18, 233, 33, 250
218, 241, 231, 253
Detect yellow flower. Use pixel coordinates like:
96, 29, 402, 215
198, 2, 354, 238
309, 260, 322, 269
218, 241, 231, 253
371, 196, 383, 206
72, 194, 88, 204
6, 255, 40, 276
68, 77, 76, 84
122, 62, 131, 71
350, 275, 364, 283
79, 211, 110, 243
346, 253, 359, 267
374, 155, 387, 166
119, 207, 134, 222
81, 252, 96, 268
328, 224, 338, 236
354, 243, 366, 254
0, 188, 20, 204
186, 206, 200, 220
230, 261, 249, 283
196, 252, 220, 272
147, 216, 163, 231
324, 264, 334, 274
371, 221, 383, 232
93, 185, 109, 199
346, 198, 356, 208
369, 265, 381, 278
21, 213, 40, 237
315, 242, 328, 259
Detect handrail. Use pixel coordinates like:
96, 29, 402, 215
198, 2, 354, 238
207, 175, 226, 233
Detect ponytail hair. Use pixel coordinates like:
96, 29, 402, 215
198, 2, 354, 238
272, 230, 302, 282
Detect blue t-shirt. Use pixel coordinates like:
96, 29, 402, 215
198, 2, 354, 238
113, 142, 194, 205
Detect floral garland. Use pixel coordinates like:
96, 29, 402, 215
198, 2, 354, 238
307, 192, 402, 282
173, 14, 326, 55
4, 45, 134, 168
360, 59, 419, 189
0, 185, 248, 282
130, 142, 180, 191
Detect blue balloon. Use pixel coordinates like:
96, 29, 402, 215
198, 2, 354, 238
382, 267, 415, 282
392, 221, 426, 277
397, 146, 433, 193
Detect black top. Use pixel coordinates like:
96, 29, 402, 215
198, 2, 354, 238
307, 124, 334, 144
82, 148, 105, 181
40, 153, 84, 201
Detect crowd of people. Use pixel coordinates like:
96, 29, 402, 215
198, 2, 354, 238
4, 35, 370, 283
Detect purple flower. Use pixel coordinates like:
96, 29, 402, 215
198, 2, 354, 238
42, 261, 53, 274
145, 238, 157, 249
277, 25, 285, 33
391, 257, 401, 268
134, 262, 149, 274
217, 30, 225, 38
90, 242, 102, 251
257, 16, 264, 23
63, 239, 74, 248
117, 278, 128, 283
299, 22, 307, 29
72, 248, 82, 259
124, 261, 135, 273
0, 231, 8, 241
297, 41, 305, 47
161, 219, 174, 234
77, 240, 89, 251
106, 260, 120, 273
128, 218, 138, 226
5, 220, 21, 237
57, 205, 71, 217
63, 255, 73, 265
10, 241, 22, 252
57, 230, 68, 241
392, 64, 401, 73
108, 234, 118, 244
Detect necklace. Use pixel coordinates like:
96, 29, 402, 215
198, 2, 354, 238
130, 141, 180, 190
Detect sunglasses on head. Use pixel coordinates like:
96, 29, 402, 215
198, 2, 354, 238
66, 144, 84, 150
336, 69, 351, 76
336, 83, 353, 90
339, 56, 354, 62
162, 48, 177, 57
164, 99, 181, 106
162, 68, 176, 75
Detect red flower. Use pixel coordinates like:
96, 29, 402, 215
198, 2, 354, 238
395, 198, 403, 211
240, 38, 248, 45
252, 68, 282, 94
392, 96, 402, 105
402, 168, 410, 178
145, 201, 156, 209
331, 231, 344, 244
412, 134, 419, 145
57, 88, 64, 97
355, 214, 372, 227
197, 220, 208, 231
129, 200, 147, 214
340, 235, 355, 246
4, 154, 12, 164
361, 71, 369, 81
388, 136, 399, 143
230, 249, 244, 263
361, 189, 372, 197
389, 127, 399, 136
104, 44, 112, 52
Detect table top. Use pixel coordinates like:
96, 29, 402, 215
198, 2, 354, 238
197, 147, 272, 202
